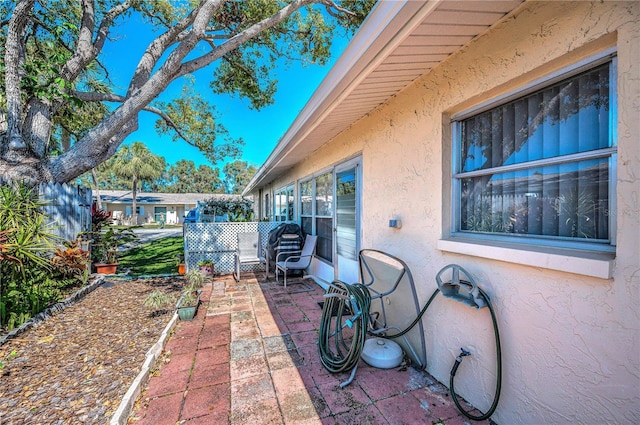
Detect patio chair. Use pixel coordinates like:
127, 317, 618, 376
234, 231, 266, 281
275, 234, 318, 288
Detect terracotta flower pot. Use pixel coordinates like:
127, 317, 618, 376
178, 264, 186, 275
94, 263, 117, 274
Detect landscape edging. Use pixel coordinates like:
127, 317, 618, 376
0, 276, 106, 347
109, 312, 178, 425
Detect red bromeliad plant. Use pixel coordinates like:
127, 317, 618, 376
88, 203, 113, 264
91, 203, 113, 231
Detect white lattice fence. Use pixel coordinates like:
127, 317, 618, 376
184, 222, 280, 274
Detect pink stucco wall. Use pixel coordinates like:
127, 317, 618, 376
256, 2, 639, 422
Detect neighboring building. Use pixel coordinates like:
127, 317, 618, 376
244, 1, 639, 423
96, 190, 241, 225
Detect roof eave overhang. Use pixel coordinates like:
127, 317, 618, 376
243, 0, 523, 196
243, 0, 429, 195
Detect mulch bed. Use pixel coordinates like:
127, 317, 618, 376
0, 277, 184, 424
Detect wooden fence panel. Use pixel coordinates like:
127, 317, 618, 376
39, 183, 93, 242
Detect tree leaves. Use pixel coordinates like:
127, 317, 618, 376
1, 0, 375, 183
112, 142, 165, 185
164, 159, 224, 193
154, 79, 243, 164
223, 160, 257, 194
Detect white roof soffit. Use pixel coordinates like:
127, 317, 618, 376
244, 0, 524, 195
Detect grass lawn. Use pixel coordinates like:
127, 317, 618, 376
118, 236, 184, 276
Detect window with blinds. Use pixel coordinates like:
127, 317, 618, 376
315, 172, 333, 262
299, 172, 333, 263
336, 168, 357, 261
453, 59, 616, 251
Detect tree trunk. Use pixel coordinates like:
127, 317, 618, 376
48, 119, 138, 183
23, 98, 53, 158
0, 156, 46, 185
4, 0, 36, 153
91, 168, 102, 210
131, 177, 138, 226
61, 129, 71, 153
0, 110, 7, 142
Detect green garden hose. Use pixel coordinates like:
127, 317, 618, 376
377, 288, 440, 339
379, 286, 502, 421
317, 280, 502, 421
449, 286, 502, 421
318, 281, 371, 374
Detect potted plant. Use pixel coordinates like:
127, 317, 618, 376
92, 226, 137, 274
86, 205, 137, 274
93, 234, 118, 274
87, 206, 113, 273
176, 270, 206, 320
198, 259, 214, 276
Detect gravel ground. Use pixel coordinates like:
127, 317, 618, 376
0, 277, 183, 425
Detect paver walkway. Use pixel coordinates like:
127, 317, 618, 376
128, 275, 488, 424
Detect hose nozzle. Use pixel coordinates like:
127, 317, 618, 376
451, 348, 470, 377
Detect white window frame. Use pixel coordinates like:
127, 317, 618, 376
274, 183, 295, 222
299, 167, 334, 264
440, 50, 617, 279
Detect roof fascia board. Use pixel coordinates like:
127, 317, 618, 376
244, 0, 443, 195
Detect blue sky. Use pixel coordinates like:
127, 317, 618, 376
101, 14, 350, 170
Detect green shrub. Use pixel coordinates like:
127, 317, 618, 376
0, 182, 60, 331
185, 269, 206, 291
143, 289, 176, 311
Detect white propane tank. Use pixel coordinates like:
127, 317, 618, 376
361, 337, 403, 369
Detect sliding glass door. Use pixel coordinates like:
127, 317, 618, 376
334, 158, 360, 283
